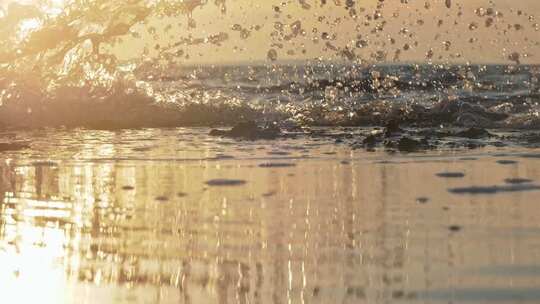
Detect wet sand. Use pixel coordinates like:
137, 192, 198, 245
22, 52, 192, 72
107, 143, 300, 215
1, 128, 540, 303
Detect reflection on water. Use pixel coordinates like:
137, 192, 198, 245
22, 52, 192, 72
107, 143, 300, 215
2, 128, 540, 303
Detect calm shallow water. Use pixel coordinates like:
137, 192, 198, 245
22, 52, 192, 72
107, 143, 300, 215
1, 128, 540, 303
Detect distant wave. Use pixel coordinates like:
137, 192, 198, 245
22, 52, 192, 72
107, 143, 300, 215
2, 63, 539, 129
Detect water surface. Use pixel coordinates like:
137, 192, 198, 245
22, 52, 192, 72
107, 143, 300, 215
1, 128, 540, 303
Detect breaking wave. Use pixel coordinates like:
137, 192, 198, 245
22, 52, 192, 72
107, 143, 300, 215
0, 1, 539, 129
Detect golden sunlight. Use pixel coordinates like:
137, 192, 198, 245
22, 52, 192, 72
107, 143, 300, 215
1, 1, 540, 303
17, 18, 40, 39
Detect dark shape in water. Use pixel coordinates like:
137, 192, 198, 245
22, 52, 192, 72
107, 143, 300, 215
449, 225, 462, 232
0, 142, 30, 152
155, 196, 169, 201
436, 172, 465, 178
497, 160, 518, 165
205, 179, 247, 186
392, 290, 405, 299
209, 121, 280, 140
520, 154, 540, 159
386, 137, 431, 152
214, 154, 235, 159
448, 184, 540, 195
133, 147, 152, 152
262, 191, 277, 197
259, 163, 296, 168
429, 100, 508, 127
416, 197, 430, 204
384, 120, 403, 137
268, 151, 290, 156
122, 185, 135, 190
504, 178, 533, 184
455, 127, 494, 139
363, 134, 379, 147
177, 192, 188, 197
398, 137, 429, 152
340, 160, 351, 165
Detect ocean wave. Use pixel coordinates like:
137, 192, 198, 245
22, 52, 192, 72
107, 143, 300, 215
2, 63, 539, 129
0, 1, 539, 129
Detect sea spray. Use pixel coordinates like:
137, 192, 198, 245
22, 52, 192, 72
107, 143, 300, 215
0, 1, 539, 128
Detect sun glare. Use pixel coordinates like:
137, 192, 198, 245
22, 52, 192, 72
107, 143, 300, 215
16, 18, 42, 41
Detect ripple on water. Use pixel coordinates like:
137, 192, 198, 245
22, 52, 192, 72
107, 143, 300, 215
459, 157, 478, 161
258, 163, 296, 168
267, 151, 291, 156
214, 154, 235, 159
520, 154, 540, 159
132, 147, 153, 152
497, 160, 519, 165
448, 184, 540, 195
436, 172, 466, 178
262, 191, 277, 197
205, 179, 247, 186
504, 178, 533, 184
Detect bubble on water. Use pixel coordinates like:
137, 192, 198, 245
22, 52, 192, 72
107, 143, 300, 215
267, 49, 278, 61
508, 52, 521, 64
445, 0, 452, 9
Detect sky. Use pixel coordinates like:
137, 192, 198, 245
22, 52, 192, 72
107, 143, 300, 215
3, 0, 540, 64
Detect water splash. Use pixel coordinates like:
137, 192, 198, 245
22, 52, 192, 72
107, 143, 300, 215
0, 0, 539, 128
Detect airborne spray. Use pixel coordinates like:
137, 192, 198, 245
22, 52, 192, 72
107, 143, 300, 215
0, 0, 538, 129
